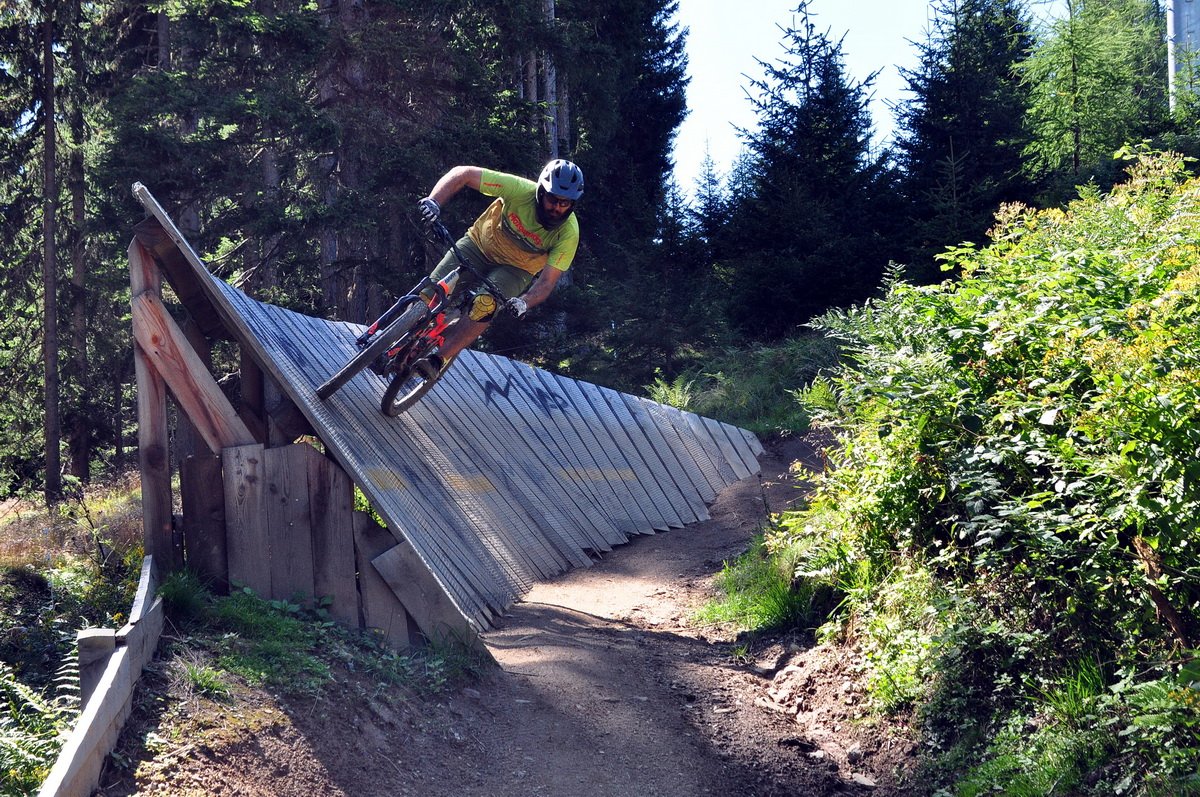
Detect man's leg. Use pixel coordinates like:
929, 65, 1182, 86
437, 316, 489, 360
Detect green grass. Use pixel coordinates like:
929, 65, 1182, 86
645, 334, 841, 436
157, 570, 486, 699
694, 534, 834, 635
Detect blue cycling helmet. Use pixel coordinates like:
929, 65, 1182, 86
537, 159, 584, 201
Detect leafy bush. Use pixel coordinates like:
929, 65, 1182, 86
779, 150, 1200, 792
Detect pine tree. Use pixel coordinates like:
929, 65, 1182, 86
1020, 0, 1168, 189
893, 0, 1035, 280
722, 1, 898, 339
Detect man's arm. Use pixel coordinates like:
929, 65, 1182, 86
521, 266, 564, 309
427, 166, 483, 206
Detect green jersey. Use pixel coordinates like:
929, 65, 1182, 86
467, 169, 580, 275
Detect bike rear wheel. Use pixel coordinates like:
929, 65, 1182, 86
316, 301, 426, 400
380, 360, 443, 416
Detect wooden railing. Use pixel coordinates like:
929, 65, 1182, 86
37, 557, 165, 797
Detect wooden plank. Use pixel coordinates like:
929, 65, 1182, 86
720, 419, 762, 476
77, 629, 115, 704
223, 444, 270, 596
131, 291, 255, 453
117, 595, 165, 673
307, 448, 360, 628
130, 241, 178, 572
372, 537, 489, 657
353, 511, 412, 651
40, 557, 166, 797
619, 393, 709, 522
181, 454, 228, 592
575, 379, 676, 531
527, 366, 645, 537
127, 555, 159, 624
632, 396, 717, 505
263, 444, 315, 604
131, 216, 228, 340
702, 416, 753, 481
37, 648, 133, 797
433, 367, 585, 574
590, 384, 696, 525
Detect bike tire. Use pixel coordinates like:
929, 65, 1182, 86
380, 364, 441, 417
316, 301, 427, 400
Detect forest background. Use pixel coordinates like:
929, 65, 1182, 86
1, 0, 1195, 502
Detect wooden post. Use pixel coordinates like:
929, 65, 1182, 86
129, 240, 178, 571
239, 347, 267, 441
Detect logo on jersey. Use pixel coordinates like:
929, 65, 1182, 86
507, 211, 544, 248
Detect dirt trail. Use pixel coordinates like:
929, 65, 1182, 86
100, 434, 914, 797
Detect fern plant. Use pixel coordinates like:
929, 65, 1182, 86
0, 658, 79, 795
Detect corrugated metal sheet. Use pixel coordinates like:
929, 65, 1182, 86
133, 183, 762, 629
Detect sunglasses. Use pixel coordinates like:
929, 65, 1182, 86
542, 194, 575, 210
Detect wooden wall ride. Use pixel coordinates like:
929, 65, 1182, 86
127, 182, 763, 649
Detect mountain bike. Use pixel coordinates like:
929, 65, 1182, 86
315, 221, 516, 416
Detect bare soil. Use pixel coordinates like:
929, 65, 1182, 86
96, 434, 920, 797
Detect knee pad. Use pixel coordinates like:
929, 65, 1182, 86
467, 292, 498, 322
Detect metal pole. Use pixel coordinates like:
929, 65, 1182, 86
1168, 0, 1177, 112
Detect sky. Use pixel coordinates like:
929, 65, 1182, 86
671, 0, 932, 193
671, 1, 1070, 194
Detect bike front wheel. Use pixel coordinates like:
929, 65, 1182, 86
380, 361, 443, 417
316, 301, 426, 401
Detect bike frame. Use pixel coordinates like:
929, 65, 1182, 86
373, 223, 507, 364
316, 220, 514, 404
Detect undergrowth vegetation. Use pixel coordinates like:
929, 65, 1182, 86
156, 571, 485, 700
0, 475, 144, 795
770, 150, 1200, 794
646, 334, 841, 436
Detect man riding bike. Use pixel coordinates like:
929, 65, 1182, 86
414, 158, 584, 376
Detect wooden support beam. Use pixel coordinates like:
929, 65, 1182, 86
239, 347, 267, 441
353, 511, 413, 651
372, 537, 488, 657
130, 241, 178, 571
131, 291, 255, 453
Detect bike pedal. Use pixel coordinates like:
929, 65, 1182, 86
368, 355, 389, 376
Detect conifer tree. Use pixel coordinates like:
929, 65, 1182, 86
894, 0, 1034, 280
1020, 0, 1168, 188
722, 1, 897, 339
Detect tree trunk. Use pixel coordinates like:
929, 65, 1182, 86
543, 0, 558, 157
557, 70, 570, 156
42, 12, 62, 503
68, 0, 90, 482
525, 51, 538, 131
